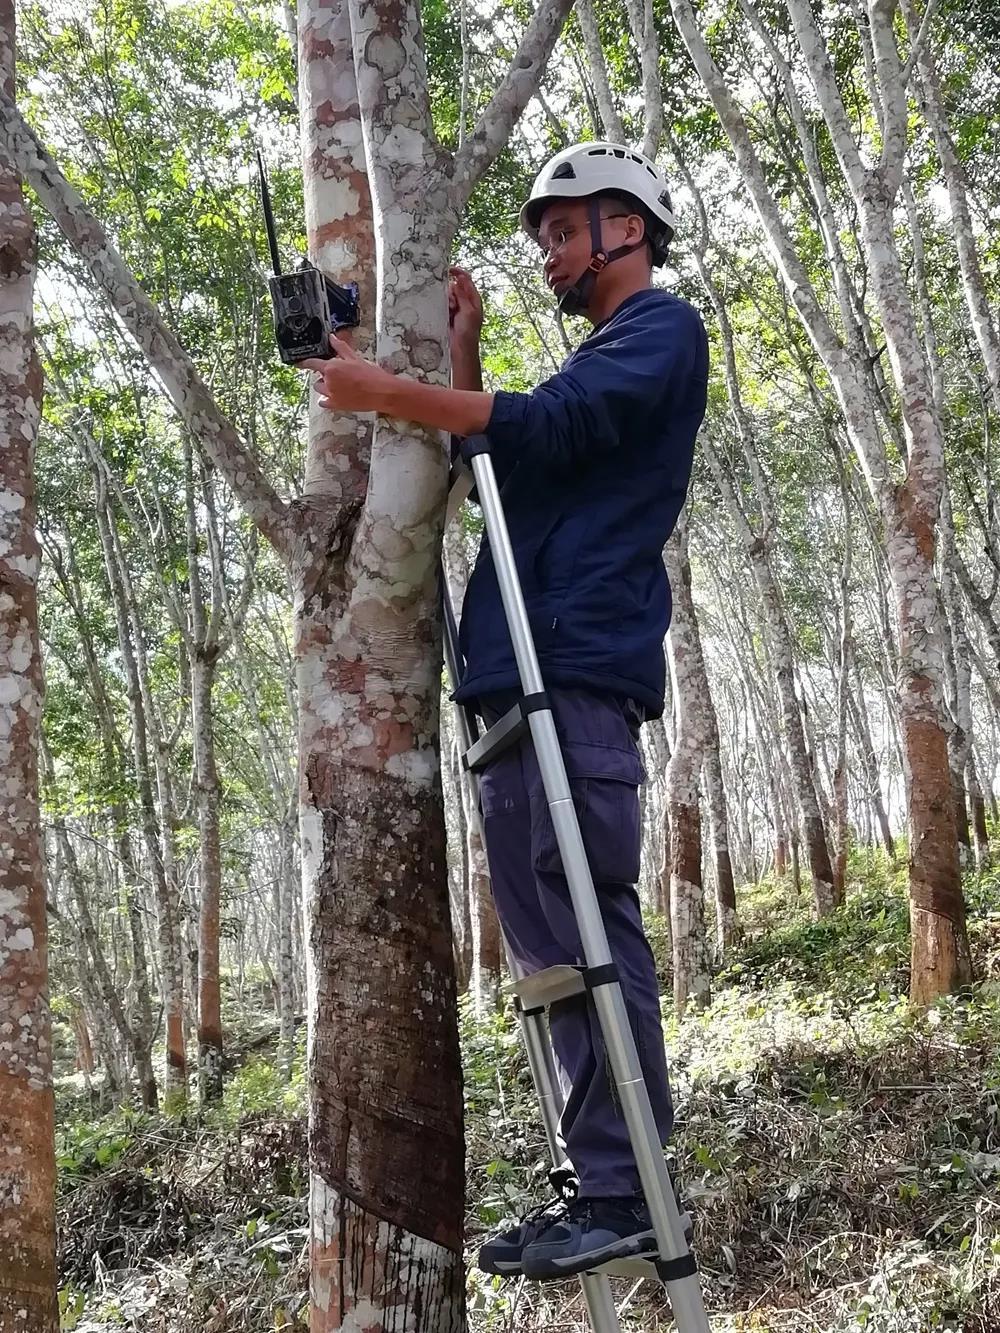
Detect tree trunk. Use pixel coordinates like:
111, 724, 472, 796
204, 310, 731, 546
669, 0, 971, 998
467, 799, 502, 1010
847, 668, 896, 859
93, 475, 188, 1099
704, 436, 835, 915
278, 809, 298, 1080
299, 0, 464, 1323
0, 12, 57, 1310
192, 649, 224, 1100
703, 715, 736, 951
13, 0, 572, 1315
665, 532, 711, 1013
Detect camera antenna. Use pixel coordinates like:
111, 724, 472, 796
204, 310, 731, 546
256, 148, 282, 276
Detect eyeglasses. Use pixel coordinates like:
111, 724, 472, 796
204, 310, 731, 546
538, 213, 632, 260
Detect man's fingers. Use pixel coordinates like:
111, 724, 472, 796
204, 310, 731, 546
328, 331, 359, 359
298, 356, 331, 372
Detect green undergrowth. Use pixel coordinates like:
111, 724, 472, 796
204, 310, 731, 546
53, 850, 1000, 1330
464, 851, 1000, 1331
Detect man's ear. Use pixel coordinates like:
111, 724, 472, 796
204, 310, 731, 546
626, 213, 647, 251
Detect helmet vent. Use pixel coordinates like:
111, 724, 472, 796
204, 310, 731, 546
551, 162, 576, 179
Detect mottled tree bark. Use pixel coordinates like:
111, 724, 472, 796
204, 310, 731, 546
300, 0, 572, 1323
664, 530, 711, 1012
12, 0, 573, 1316
0, 0, 56, 1311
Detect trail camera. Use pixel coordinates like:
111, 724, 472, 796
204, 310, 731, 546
256, 149, 360, 364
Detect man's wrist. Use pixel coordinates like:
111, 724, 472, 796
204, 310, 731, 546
451, 340, 483, 392
381, 372, 493, 437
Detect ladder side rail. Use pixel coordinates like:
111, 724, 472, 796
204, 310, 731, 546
441, 563, 625, 1333
466, 446, 710, 1332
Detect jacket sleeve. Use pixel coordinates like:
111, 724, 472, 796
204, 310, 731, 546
484, 299, 704, 472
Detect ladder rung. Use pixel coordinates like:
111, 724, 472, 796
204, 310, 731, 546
463, 702, 527, 771
504, 964, 586, 1008
589, 1255, 660, 1280
589, 1209, 694, 1282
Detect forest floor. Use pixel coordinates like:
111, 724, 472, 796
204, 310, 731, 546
53, 849, 1000, 1332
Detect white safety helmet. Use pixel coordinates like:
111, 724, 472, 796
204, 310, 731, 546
520, 141, 677, 266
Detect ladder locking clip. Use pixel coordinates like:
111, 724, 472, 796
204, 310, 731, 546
460, 434, 493, 460
582, 963, 620, 991
655, 1253, 699, 1283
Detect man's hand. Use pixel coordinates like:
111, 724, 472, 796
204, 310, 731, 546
298, 329, 494, 437
299, 333, 397, 413
448, 266, 483, 354
449, 266, 484, 393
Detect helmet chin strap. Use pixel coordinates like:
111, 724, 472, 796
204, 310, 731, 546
556, 196, 637, 318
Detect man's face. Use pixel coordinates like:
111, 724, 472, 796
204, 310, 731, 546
536, 199, 637, 296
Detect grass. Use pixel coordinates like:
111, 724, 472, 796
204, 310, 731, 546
53, 849, 1000, 1331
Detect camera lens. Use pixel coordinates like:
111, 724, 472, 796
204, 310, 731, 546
287, 296, 304, 313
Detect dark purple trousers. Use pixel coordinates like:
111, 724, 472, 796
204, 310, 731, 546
478, 688, 674, 1199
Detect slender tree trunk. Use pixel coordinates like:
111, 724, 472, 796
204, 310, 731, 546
446, 732, 473, 994
575, 0, 625, 141
465, 782, 502, 1011
0, 10, 57, 1310
278, 810, 298, 1079
704, 436, 835, 915
93, 477, 187, 1099
665, 532, 711, 1013
847, 668, 895, 860
832, 483, 853, 906
192, 649, 224, 1100
121, 857, 159, 1110
670, 0, 970, 998
50, 814, 140, 1096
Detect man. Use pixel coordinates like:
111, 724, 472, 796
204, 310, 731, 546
303, 142, 709, 1279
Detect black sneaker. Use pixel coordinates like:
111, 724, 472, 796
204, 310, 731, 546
521, 1195, 660, 1279
477, 1196, 572, 1276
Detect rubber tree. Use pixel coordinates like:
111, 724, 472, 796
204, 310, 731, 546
0, 0, 573, 1321
0, 0, 57, 1323
669, 0, 972, 1002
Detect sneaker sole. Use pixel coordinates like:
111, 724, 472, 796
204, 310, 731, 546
523, 1229, 658, 1280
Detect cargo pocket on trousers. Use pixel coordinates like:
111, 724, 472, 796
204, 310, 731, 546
530, 741, 644, 885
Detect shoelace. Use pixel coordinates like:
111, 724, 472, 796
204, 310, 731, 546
522, 1196, 569, 1226
564, 1198, 596, 1228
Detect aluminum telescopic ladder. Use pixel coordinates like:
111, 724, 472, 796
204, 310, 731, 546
443, 437, 710, 1333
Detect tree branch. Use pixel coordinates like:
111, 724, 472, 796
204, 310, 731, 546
451, 0, 575, 214
900, 0, 941, 88
576, 0, 626, 142
625, 0, 663, 158
0, 98, 295, 558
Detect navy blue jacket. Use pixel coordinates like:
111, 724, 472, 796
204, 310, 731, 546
455, 288, 708, 719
